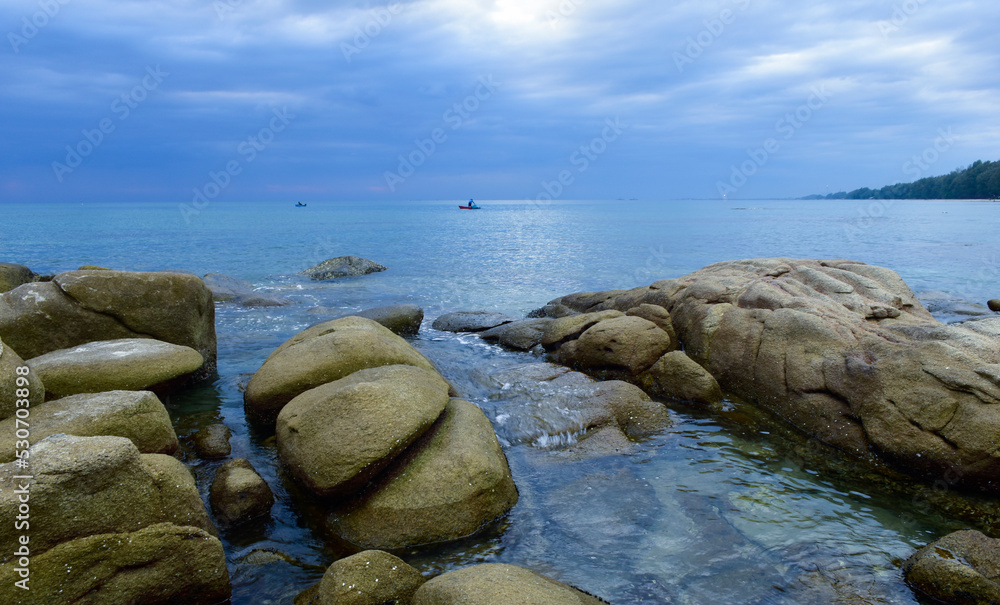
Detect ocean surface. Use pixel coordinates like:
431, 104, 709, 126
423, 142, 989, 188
3, 198, 999, 603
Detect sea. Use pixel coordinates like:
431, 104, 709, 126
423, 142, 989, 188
2, 198, 998, 603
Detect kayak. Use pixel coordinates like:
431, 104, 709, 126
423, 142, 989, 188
458, 205, 480, 210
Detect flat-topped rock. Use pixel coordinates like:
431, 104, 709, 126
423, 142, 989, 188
432, 311, 516, 333
0, 269, 216, 376
480, 318, 553, 350
27, 338, 204, 399
0, 390, 178, 462
301, 256, 387, 280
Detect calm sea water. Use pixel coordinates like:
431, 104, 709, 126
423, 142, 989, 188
2, 199, 998, 603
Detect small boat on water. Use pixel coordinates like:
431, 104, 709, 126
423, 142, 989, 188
459, 199, 481, 210
295, 202, 307, 207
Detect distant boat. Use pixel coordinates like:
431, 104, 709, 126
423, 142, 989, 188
459, 199, 481, 210
295, 202, 307, 207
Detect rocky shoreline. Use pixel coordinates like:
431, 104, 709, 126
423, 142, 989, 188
2, 258, 1000, 603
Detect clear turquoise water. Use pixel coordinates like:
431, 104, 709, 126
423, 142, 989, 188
2, 199, 998, 603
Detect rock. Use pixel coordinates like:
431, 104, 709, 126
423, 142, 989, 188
489, 363, 670, 445
0, 338, 44, 421
432, 311, 516, 333
541, 310, 625, 351
232, 292, 296, 307
0, 434, 214, 558
0, 390, 178, 462
301, 256, 387, 280
480, 318, 553, 350
558, 290, 631, 312
0, 269, 217, 376
192, 423, 232, 459
636, 351, 723, 405
554, 316, 672, 377
210, 458, 274, 528
26, 338, 204, 399
990, 299, 1000, 312
328, 399, 518, 549
626, 304, 678, 350
77, 264, 111, 270
203, 272, 254, 302
245, 316, 439, 426
555, 424, 635, 460
658, 258, 1000, 492
353, 304, 424, 336
277, 365, 451, 498
316, 550, 425, 605
411, 564, 607, 605
903, 530, 1000, 604
0, 262, 36, 293
0, 523, 230, 604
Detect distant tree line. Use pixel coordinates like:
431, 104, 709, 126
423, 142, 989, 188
804, 159, 1000, 200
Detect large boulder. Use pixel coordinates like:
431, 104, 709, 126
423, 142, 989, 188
903, 530, 1000, 604
0, 338, 44, 421
653, 258, 1000, 492
411, 564, 607, 605
301, 256, 387, 280
0, 390, 178, 462
432, 311, 516, 333
636, 350, 723, 405
554, 316, 672, 377
26, 338, 204, 399
315, 550, 425, 605
210, 458, 274, 528
353, 304, 424, 336
244, 316, 439, 426
0, 262, 36, 293
0, 434, 214, 558
541, 310, 625, 351
0, 523, 230, 604
480, 318, 553, 351
277, 365, 451, 498
328, 399, 518, 549
0, 270, 216, 376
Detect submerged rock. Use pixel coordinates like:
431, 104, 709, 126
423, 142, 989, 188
411, 564, 607, 605
315, 550, 425, 605
0, 338, 44, 421
27, 338, 204, 399
192, 423, 232, 459
0, 269, 217, 377
210, 458, 274, 528
903, 529, 1000, 604
203, 272, 254, 302
244, 316, 438, 426
432, 311, 516, 333
0, 390, 178, 462
301, 256, 387, 280
328, 399, 518, 549
276, 365, 451, 498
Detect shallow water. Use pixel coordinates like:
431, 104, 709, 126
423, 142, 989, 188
3, 198, 998, 603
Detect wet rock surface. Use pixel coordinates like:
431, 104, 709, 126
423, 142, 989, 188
301, 256, 387, 280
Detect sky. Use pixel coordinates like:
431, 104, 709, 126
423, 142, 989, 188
2, 0, 999, 203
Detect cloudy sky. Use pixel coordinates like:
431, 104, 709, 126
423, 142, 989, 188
2, 0, 998, 203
